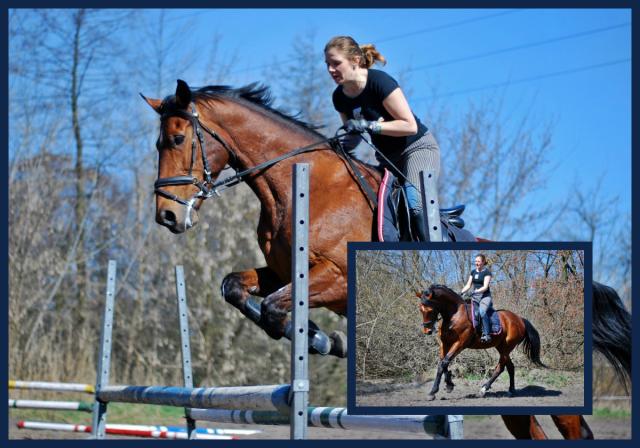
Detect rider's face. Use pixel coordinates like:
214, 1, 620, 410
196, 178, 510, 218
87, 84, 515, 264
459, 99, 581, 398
325, 48, 357, 85
475, 257, 484, 269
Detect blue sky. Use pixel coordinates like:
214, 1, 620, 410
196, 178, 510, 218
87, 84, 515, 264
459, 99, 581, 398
161, 8, 631, 216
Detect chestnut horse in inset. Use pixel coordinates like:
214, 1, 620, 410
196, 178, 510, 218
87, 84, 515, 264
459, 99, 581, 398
142, 81, 630, 438
416, 284, 545, 400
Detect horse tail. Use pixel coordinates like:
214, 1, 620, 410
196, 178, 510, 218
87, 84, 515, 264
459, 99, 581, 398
521, 318, 546, 368
592, 281, 631, 388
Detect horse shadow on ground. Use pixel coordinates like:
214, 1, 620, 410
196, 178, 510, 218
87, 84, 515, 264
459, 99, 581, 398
459, 385, 562, 399
356, 380, 425, 395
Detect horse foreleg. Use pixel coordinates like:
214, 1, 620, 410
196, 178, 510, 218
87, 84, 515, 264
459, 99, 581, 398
444, 368, 455, 392
439, 342, 455, 392
428, 341, 463, 401
221, 267, 284, 324
551, 415, 593, 439
501, 416, 549, 439
261, 260, 348, 358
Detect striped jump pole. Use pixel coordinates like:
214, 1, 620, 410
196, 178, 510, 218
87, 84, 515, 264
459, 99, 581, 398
9, 399, 92, 413
9, 380, 95, 394
189, 408, 464, 439
96, 384, 290, 412
160, 425, 261, 436
17, 421, 235, 440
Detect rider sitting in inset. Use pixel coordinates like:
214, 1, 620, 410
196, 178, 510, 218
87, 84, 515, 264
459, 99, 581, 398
324, 35, 442, 241
461, 253, 493, 342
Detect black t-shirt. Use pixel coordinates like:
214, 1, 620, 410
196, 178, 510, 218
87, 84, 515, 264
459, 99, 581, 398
470, 268, 492, 298
332, 69, 428, 156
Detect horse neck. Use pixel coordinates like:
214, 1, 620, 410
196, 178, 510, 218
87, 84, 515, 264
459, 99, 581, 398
434, 290, 465, 320
202, 99, 324, 203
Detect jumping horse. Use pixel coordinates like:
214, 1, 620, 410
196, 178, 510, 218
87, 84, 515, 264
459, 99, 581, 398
143, 81, 631, 439
415, 284, 545, 400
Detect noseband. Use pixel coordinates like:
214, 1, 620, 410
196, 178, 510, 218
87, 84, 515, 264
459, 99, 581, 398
420, 293, 439, 329
154, 103, 237, 216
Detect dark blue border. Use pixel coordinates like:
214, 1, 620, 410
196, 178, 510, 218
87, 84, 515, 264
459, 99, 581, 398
3, 1, 638, 7
2, 5, 8, 446
347, 242, 593, 416
5, 3, 637, 446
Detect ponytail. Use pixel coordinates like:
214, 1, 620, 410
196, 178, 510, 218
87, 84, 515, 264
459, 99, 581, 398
359, 43, 386, 68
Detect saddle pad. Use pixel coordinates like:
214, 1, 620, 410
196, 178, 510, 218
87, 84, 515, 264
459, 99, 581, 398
376, 168, 406, 241
471, 301, 503, 335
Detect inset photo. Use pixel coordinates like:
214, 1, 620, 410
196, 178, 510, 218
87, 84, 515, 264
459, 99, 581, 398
347, 243, 592, 415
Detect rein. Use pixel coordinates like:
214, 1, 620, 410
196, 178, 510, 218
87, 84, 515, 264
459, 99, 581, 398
154, 102, 380, 209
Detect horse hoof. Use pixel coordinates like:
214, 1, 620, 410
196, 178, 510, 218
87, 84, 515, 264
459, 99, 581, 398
329, 331, 348, 358
307, 330, 331, 356
478, 386, 487, 397
427, 394, 437, 401
446, 385, 454, 393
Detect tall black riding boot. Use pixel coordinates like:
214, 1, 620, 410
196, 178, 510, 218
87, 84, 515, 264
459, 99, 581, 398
410, 209, 429, 242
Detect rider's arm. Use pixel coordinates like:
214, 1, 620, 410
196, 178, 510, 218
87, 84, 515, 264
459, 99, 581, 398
461, 275, 473, 294
378, 88, 418, 137
475, 275, 492, 294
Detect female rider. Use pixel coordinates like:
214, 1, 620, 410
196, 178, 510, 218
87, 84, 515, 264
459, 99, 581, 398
461, 253, 494, 342
324, 35, 441, 241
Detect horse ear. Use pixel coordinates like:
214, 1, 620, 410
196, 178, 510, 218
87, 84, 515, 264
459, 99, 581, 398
175, 79, 192, 109
140, 93, 162, 115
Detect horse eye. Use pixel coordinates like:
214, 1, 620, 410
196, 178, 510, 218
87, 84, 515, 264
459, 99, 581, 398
173, 135, 185, 146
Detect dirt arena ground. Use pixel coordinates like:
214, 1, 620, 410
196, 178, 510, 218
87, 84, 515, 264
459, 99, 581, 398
356, 369, 584, 408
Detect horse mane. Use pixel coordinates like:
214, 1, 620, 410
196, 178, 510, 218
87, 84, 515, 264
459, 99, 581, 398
191, 83, 326, 139
430, 284, 465, 303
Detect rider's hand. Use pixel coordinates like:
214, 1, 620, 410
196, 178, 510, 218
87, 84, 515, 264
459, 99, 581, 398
343, 119, 380, 135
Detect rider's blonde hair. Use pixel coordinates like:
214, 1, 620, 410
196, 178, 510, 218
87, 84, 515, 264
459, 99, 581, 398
475, 253, 489, 266
324, 36, 386, 68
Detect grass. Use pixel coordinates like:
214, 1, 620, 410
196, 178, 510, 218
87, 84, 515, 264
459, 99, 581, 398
592, 407, 632, 418
10, 403, 187, 426
463, 373, 484, 381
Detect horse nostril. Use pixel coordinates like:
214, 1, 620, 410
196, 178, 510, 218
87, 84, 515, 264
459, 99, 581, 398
159, 209, 177, 226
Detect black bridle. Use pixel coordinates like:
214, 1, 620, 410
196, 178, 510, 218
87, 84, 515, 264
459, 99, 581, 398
154, 104, 237, 214
420, 291, 440, 330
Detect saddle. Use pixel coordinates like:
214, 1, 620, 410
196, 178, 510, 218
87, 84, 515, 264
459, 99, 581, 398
468, 300, 502, 336
376, 168, 476, 242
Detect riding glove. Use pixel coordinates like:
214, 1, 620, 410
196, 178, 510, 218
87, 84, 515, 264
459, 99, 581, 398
343, 119, 381, 135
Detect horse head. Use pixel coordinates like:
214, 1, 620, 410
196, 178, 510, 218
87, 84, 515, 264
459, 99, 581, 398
142, 80, 232, 233
415, 287, 439, 335
415, 284, 464, 335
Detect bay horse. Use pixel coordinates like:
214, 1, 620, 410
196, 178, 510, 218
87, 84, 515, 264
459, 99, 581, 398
416, 284, 545, 400
142, 79, 381, 358
143, 81, 631, 439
